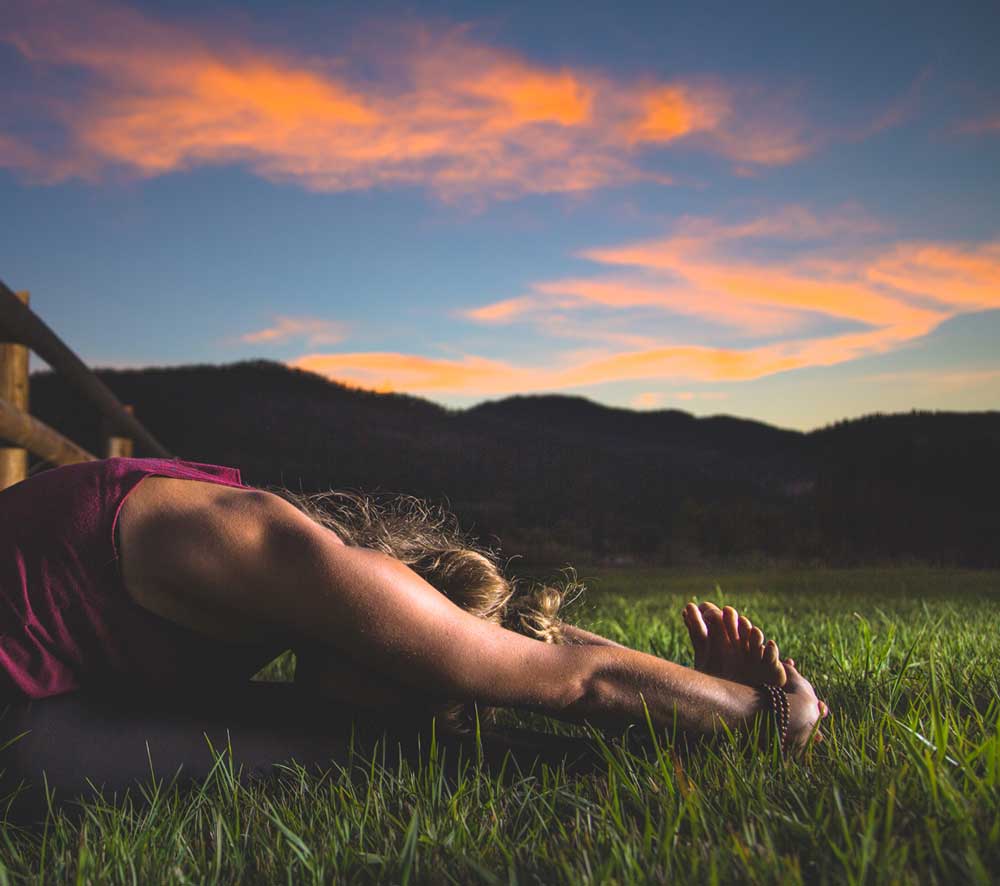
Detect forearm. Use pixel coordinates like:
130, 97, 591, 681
553, 643, 763, 737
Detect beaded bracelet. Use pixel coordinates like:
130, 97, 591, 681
757, 683, 790, 752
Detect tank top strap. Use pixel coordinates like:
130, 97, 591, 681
160, 458, 247, 487
107, 457, 253, 563
111, 457, 250, 490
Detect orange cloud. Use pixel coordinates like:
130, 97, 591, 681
624, 79, 817, 166
531, 277, 809, 335
672, 264, 937, 329
865, 242, 1000, 309
461, 66, 593, 127
468, 205, 937, 337
464, 296, 540, 323
240, 316, 347, 346
627, 84, 729, 144
440, 209, 1000, 398
286, 230, 996, 396
2, 0, 826, 198
556, 344, 803, 388
288, 341, 813, 396
288, 352, 528, 394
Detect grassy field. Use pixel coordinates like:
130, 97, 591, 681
2, 567, 999, 884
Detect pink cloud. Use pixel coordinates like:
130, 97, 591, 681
434, 209, 1000, 397
240, 316, 348, 346
2, 0, 838, 199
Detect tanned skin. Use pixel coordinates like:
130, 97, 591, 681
117, 477, 828, 749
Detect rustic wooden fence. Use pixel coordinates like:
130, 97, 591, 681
0, 279, 172, 491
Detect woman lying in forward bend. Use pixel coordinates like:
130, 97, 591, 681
0, 457, 828, 815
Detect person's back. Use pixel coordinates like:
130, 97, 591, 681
0, 456, 284, 701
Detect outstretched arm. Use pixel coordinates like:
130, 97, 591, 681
279, 539, 766, 736
152, 492, 821, 743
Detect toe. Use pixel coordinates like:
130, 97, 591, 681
701, 603, 724, 632
698, 602, 722, 624
750, 626, 765, 654
684, 603, 710, 671
764, 640, 788, 686
722, 606, 740, 645
765, 640, 780, 666
684, 603, 709, 642
737, 615, 752, 647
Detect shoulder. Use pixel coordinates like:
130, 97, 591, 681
120, 477, 329, 607
123, 475, 295, 545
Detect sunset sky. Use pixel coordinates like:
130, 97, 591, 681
2, 0, 998, 430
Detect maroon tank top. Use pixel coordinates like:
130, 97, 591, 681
0, 457, 287, 700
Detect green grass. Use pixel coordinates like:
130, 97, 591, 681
2, 567, 1000, 884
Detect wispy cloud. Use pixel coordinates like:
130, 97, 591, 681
2, 0, 861, 200
288, 340, 804, 394
240, 316, 347, 347
297, 206, 1000, 396
288, 352, 524, 394
463, 205, 896, 336
467, 204, 1000, 370
865, 242, 1000, 307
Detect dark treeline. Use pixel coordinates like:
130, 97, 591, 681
24, 360, 1000, 567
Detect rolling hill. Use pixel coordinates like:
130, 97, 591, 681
24, 359, 1000, 567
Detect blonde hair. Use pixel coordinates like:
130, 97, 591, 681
263, 487, 583, 730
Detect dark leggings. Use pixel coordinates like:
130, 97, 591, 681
0, 682, 606, 827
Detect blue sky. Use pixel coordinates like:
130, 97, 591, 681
2, 0, 998, 429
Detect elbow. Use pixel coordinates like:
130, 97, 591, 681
548, 646, 603, 722
552, 646, 638, 730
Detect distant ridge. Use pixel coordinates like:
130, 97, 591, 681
26, 359, 1000, 566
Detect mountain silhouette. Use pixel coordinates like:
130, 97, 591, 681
23, 359, 1000, 567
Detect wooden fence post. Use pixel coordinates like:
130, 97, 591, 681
0, 279, 171, 459
0, 290, 29, 491
104, 404, 135, 458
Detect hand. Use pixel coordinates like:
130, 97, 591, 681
781, 658, 829, 752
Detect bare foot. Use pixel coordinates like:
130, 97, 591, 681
786, 657, 830, 731
782, 658, 829, 750
682, 601, 787, 687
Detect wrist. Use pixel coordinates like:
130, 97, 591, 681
755, 683, 790, 751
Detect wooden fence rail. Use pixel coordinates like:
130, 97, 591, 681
0, 394, 95, 466
0, 279, 172, 490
